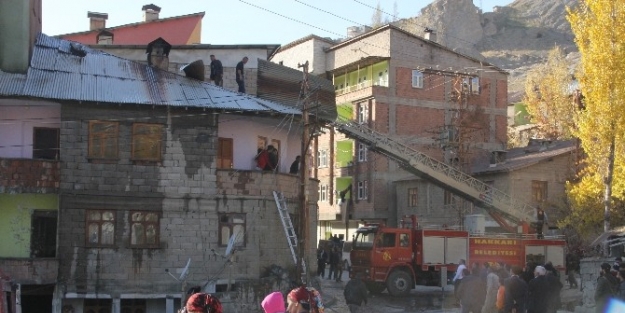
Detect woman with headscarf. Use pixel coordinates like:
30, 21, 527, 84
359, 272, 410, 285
286, 285, 324, 313
262, 291, 286, 313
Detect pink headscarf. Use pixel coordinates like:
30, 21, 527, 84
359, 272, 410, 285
261, 291, 285, 313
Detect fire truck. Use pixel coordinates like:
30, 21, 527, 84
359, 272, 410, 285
349, 215, 565, 296
328, 122, 567, 296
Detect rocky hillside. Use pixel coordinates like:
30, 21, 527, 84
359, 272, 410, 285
396, 0, 579, 101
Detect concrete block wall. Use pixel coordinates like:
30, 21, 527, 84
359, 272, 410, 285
0, 258, 58, 284
576, 258, 614, 313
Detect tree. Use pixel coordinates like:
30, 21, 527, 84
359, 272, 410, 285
523, 47, 578, 140
371, 2, 383, 28
565, 0, 625, 234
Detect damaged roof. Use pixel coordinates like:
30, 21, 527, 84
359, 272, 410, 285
473, 139, 578, 175
0, 34, 301, 116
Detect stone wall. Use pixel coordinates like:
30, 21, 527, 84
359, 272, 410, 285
0, 258, 58, 284
576, 258, 614, 313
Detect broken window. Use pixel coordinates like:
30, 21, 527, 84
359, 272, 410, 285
86, 210, 115, 247
219, 214, 246, 248
88, 121, 118, 160
33, 127, 60, 160
131, 123, 163, 162
130, 211, 159, 248
31, 210, 57, 258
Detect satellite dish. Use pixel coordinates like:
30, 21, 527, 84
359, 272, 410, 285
179, 258, 191, 281
225, 232, 240, 258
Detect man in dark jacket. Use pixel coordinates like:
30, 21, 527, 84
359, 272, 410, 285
596, 262, 619, 313
504, 265, 528, 313
528, 265, 558, 313
457, 268, 485, 313
209, 55, 223, 87
344, 274, 368, 313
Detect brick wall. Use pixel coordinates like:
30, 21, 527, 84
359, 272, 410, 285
0, 159, 59, 193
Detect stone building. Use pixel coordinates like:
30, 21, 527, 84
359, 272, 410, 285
0, 30, 320, 313
272, 25, 509, 239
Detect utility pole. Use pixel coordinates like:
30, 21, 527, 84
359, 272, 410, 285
297, 61, 310, 284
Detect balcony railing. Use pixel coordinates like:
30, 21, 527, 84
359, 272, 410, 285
335, 80, 388, 96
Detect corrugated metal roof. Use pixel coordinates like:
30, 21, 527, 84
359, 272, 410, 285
0, 34, 301, 116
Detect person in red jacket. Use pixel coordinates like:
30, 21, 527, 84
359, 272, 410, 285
255, 148, 269, 171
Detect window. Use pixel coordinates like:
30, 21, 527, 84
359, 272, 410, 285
319, 185, 328, 202
86, 210, 115, 246
411, 70, 424, 88
219, 214, 246, 247
257, 136, 267, 150
471, 77, 480, 94
130, 211, 159, 248
377, 233, 396, 248
357, 103, 368, 124
121, 299, 146, 313
399, 233, 409, 247
31, 210, 57, 258
444, 190, 452, 206
531, 180, 548, 203
84, 299, 112, 313
463, 77, 480, 94
217, 138, 233, 169
88, 121, 119, 159
33, 127, 60, 160
358, 143, 367, 162
131, 123, 163, 161
357, 180, 368, 200
408, 188, 418, 207
317, 150, 328, 168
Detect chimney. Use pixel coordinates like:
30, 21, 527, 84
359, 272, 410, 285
142, 4, 161, 22
424, 27, 437, 42
0, 0, 42, 73
146, 37, 171, 70
88, 12, 108, 30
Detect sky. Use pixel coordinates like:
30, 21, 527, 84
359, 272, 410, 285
42, 0, 515, 45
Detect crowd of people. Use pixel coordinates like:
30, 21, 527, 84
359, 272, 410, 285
316, 235, 344, 283
595, 257, 625, 313
452, 259, 564, 313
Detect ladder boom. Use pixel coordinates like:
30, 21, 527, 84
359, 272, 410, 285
333, 121, 535, 229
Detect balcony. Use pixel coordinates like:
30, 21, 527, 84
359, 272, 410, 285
0, 159, 60, 193
216, 169, 317, 200
335, 80, 388, 96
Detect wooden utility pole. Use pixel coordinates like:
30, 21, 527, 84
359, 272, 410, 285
297, 61, 310, 284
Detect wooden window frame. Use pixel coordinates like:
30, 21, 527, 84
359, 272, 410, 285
217, 137, 234, 169
408, 188, 418, 207
129, 211, 160, 248
131, 123, 163, 162
88, 120, 119, 160
85, 209, 116, 247
531, 180, 548, 203
218, 213, 246, 248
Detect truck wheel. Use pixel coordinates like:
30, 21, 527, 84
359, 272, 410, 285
387, 270, 413, 296
365, 282, 386, 294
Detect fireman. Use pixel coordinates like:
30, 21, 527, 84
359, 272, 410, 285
535, 207, 547, 239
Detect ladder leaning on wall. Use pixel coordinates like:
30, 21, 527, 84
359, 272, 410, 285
273, 191, 307, 277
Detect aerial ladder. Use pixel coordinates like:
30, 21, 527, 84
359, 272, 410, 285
332, 121, 535, 233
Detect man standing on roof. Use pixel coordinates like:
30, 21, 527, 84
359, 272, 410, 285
236, 56, 248, 93
209, 55, 223, 87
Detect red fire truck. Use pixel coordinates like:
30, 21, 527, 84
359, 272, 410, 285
349, 215, 565, 296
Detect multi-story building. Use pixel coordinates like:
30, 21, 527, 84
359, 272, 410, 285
272, 25, 509, 240
1, 18, 323, 313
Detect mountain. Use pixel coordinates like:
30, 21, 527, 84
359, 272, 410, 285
395, 0, 579, 102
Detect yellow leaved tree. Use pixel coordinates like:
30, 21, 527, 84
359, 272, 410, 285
566, 0, 625, 234
523, 47, 578, 140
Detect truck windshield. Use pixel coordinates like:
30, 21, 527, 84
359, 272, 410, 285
354, 231, 376, 249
